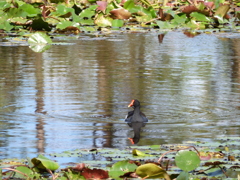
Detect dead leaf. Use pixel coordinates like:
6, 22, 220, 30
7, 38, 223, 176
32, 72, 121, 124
215, 4, 230, 18
110, 8, 131, 19
81, 168, 109, 179
181, 5, 199, 15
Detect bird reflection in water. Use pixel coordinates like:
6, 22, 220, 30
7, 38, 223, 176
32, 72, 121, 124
125, 99, 148, 144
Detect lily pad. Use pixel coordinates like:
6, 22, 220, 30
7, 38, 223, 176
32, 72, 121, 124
28, 32, 52, 44
132, 149, 153, 157
31, 154, 59, 171
109, 160, 137, 179
15, 166, 36, 179
175, 150, 200, 172
136, 163, 171, 179
176, 171, 190, 180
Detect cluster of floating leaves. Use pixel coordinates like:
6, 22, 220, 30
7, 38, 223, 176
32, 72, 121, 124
0, 0, 239, 35
0, 137, 239, 179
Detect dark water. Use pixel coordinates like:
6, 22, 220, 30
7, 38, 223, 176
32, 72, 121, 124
0, 31, 240, 160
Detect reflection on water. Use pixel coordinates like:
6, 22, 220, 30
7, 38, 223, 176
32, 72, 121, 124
0, 32, 240, 159
127, 122, 146, 144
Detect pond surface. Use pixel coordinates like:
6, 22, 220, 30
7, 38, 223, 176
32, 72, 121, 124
0, 31, 240, 161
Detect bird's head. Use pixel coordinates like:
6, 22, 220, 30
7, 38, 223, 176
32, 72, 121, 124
128, 99, 140, 108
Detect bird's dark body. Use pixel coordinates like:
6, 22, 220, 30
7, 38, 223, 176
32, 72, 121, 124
125, 99, 148, 123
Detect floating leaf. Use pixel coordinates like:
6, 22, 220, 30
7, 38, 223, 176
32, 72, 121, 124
28, 32, 52, 44
88, 0, 97, 3
186, 19, 205, 29
136, 15, 152, 23
52, 4, 74, 17
109, 160, 137, 179
215, 4, 230, 18
177, 171, 189, 180
191, 12, 210, 22
96, 1, 108, 12
63, 169, 84, 179
112, 19, 124, 27
0, 1, 11, 10
145, 6, 156, 18
6, 7, 27, 18
81, 168, 109, 179
175, 150, 200, 172
205, 167, 227, 176
0, 21, 13, 31
28, 32, 52, 52
156, 21, 175, 29
95, 14, 112, 27
79, 19, 95, 26
124, 0, 135, 10
110, 8, 131, 19
15, 166, 32, 179
79, 5, 97, 18
19, 3, 40, 17
199, 152, 212, 161
149, 145, 161, 150
181, 5, 199, 15
132, 149, 152, 157
31, 154, 59, 171
56, 21, 80, 30
172, 14, 187, 25
136, 163, 171, 180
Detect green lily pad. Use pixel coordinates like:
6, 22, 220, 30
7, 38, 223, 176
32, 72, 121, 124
175, 150, 200, 172
28, 32, 52, 44
56, 21, 80, 30
19, 3, 40, 17
79, 5, 97, 18
0, 21, 13, 32
190, 12, 210, 22
31, 154, 59, 171
132, 149, 153, 157
95, 14, 112, 27
112, 19, 124, 27
109, 160, 137, 179
15, 166, 34, 179
28, 32, 52, 52
177, 171, 190, 180
136, 163, 170, 179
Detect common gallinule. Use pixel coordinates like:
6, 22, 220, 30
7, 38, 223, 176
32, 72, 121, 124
125, 99, 148, 144
125, 99, 148, 123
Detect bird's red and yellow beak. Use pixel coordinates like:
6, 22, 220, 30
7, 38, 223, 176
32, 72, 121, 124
128, 100, 135, 107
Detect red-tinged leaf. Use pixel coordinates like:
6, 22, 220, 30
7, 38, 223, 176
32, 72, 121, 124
120, 0, 127, 5
110, 8, 131, 19
166, 3, 174, 7
96, 1, 108, 12
72, 163, 86, 171
81, 168, 109, 179
181, 5, 210, 16
204, 1, 214, 9
200, 154, 211, 161
181, 5, 199, 15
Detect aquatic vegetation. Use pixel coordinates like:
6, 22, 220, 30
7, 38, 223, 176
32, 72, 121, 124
1, 138, 240, 179
0, 0, 239, 33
